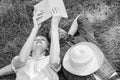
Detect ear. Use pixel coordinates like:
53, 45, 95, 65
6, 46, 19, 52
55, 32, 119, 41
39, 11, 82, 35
46, 47, 49, 51
49, 30, 51, 39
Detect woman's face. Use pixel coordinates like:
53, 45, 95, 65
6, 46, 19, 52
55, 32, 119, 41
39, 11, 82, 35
32, 36, 48, 52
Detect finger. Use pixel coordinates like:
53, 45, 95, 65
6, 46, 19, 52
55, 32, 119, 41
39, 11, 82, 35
51, 8, 55, 14
33, 16, 37, 21
54, 7, 57, 13
34, 10, 44, 16
51, 7, 57, 15
38, 22, 42, 26
37, 12, 44, 17
33, 8, 37, 15
36, 10, 44, 14
36, 16, 43, 21
37, 16, 43, 24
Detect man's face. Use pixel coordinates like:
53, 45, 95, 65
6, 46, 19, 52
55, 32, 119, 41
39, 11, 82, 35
58, 28, 67, 39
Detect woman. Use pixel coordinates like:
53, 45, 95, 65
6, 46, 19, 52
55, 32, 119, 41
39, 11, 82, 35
0, 14, 61, 80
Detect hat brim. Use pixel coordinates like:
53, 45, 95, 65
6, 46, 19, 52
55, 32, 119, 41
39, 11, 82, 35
63, 42, 104, 76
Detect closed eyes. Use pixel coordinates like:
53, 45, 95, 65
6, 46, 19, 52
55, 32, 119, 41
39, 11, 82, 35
35, 38, 46, 44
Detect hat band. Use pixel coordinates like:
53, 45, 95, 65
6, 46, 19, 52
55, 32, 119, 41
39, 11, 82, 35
69, 55, 93, 70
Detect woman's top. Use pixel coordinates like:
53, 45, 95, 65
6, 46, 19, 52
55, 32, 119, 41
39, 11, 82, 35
11, 56, 61, 80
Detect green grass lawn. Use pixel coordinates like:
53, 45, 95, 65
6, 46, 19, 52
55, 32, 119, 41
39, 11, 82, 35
0, 0, 120, 80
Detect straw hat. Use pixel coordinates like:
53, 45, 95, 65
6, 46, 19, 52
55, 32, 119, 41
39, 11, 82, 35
63, 42, 104, 76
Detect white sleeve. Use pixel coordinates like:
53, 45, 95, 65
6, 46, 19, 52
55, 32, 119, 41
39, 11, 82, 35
47, 56, 61, 72
52, 64, 61, 72
11, 56, 25, 73
11, 56, 19, 72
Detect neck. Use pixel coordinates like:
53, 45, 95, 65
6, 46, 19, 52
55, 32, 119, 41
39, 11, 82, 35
32, 50, 46, 58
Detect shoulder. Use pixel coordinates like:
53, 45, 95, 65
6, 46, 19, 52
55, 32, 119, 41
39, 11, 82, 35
11, 56, 27, 72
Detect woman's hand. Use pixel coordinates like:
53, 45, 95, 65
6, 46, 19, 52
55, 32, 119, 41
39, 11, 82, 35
19, 15, 41, 63
33, 16, 41, 29
51, 16, 61, 26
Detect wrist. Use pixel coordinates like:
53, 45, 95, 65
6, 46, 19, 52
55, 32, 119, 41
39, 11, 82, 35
109, 73, 120, 80
51, 24, 59, 28
33, 23, 41, 29
52, 17, 61, 24
32, 27, 39, 31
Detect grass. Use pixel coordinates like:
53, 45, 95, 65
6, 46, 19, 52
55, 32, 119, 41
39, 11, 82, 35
0, 0, 120, 80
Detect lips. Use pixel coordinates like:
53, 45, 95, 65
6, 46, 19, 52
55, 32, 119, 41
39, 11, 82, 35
36, 40, 42, 44
36, 42, 42, 46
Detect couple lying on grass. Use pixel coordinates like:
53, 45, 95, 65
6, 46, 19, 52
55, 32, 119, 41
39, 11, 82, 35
0, 2, 120, 80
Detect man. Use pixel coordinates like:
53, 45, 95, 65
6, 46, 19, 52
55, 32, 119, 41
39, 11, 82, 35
58, 7, 120, 79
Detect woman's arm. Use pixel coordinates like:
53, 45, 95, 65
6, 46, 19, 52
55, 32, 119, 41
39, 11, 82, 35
68, 15, 81, 36
0, 64, 14, 76
18, 16, 41, 63
0, 16, 41, 77
49, 16, 61, 70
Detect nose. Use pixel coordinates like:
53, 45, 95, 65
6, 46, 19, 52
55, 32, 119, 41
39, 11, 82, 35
36, 40, 42, 44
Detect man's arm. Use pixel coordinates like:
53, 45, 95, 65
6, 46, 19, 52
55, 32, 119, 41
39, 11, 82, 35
68, 15, 81, 36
